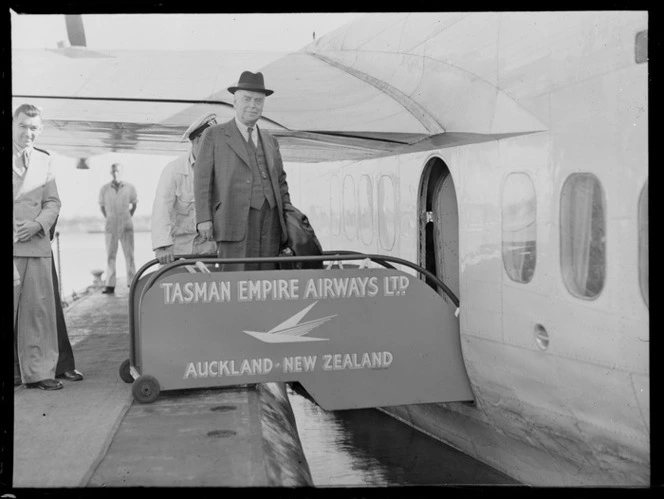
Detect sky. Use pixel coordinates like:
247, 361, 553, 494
11, 12, 364, 219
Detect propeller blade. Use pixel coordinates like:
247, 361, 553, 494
65, 15, 87, 47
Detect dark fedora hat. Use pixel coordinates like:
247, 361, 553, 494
228, 71, 274, 96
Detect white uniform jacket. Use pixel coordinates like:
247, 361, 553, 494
151, 153, 216, 255
13, 147, 61, 257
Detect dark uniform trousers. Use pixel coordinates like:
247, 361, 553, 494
217, 133, 280, 271
52, 254, 76, 375
49, 219, 76, 374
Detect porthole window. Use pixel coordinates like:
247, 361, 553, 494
560, 173, 606, 299
330, 175, 341, 236
502, 173, 537, 283
359, 175, 373, 245
638, 180, 648, 307
378, 175, 396, 250
343, 175, 356, 240
635, 30, 648, 64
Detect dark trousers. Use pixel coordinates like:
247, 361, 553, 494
217, 201, 281, 271
52, 254, 76, 374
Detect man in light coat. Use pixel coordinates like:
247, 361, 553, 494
195, 71, 293, 271
13, 103, 63, 390
151, 114, 218, 264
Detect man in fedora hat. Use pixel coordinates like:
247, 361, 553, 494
194, 71, 293, 270
151, 113, 218, 264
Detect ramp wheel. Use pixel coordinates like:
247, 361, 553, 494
132, 375, 160, 404
119, 359, 133, 383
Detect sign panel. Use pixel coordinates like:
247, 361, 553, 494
138, 268, 473, 410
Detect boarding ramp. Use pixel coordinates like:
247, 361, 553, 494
121, 253, 473, 410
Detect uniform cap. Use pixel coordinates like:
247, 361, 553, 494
181, 113, 217, 142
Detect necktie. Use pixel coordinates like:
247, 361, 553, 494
247, 127, 256, 151
16, 150, 29, 176
22, 150, 30, 173
247, 127, 268, 180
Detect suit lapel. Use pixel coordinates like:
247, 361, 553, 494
12, 158, 25, 178
15, 151, 48, 199
258, 127, 275, 174
258, 127, 283, 214
226, 120, 251, 167
13, 154, 26, 200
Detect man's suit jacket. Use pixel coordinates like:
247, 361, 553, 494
194, 119, 292, 244
13, 147, 61, 257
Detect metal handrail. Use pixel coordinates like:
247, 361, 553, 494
321, 250, 396, 269
128, 254, 205, 366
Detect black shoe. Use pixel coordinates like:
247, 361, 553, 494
56, 369, 84, 381
102, 287, 115, 294
14, 376, 22, 387
26, 379, 63, 390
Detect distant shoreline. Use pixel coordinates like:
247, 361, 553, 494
86, 229, 151, 233
53, 215, 152, 234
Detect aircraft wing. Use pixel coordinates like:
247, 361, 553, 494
17, 12, 603, 163
12, 48, 284, 158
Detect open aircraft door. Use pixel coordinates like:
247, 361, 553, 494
120, 253, 474, 409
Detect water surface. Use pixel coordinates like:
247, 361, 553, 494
288, 385, 519, 486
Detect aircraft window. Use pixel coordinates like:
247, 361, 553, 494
638, 180, 648, 307
330, 175, 341, 236
502, 173, 537, 283
359, 175, 374, 245
343, 175, 357, 240
378, 176, 396, 251
560, 173, 606, 299
636, 30, 648, 64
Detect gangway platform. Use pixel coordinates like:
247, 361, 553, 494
10, 277, 311, 488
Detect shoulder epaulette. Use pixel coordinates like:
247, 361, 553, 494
33, 146, 50, 156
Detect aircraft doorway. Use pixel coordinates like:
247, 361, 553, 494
420, 158, 459, 308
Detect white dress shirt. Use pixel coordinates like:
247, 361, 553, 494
234, 116, 261, 147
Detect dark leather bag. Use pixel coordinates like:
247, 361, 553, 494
280, 206, 323, 269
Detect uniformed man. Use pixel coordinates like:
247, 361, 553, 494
151, 113, 218, 264
13, 103, 63, 390
99, 163, 138, 293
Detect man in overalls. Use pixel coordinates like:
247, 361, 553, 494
99, 163, 138, 293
